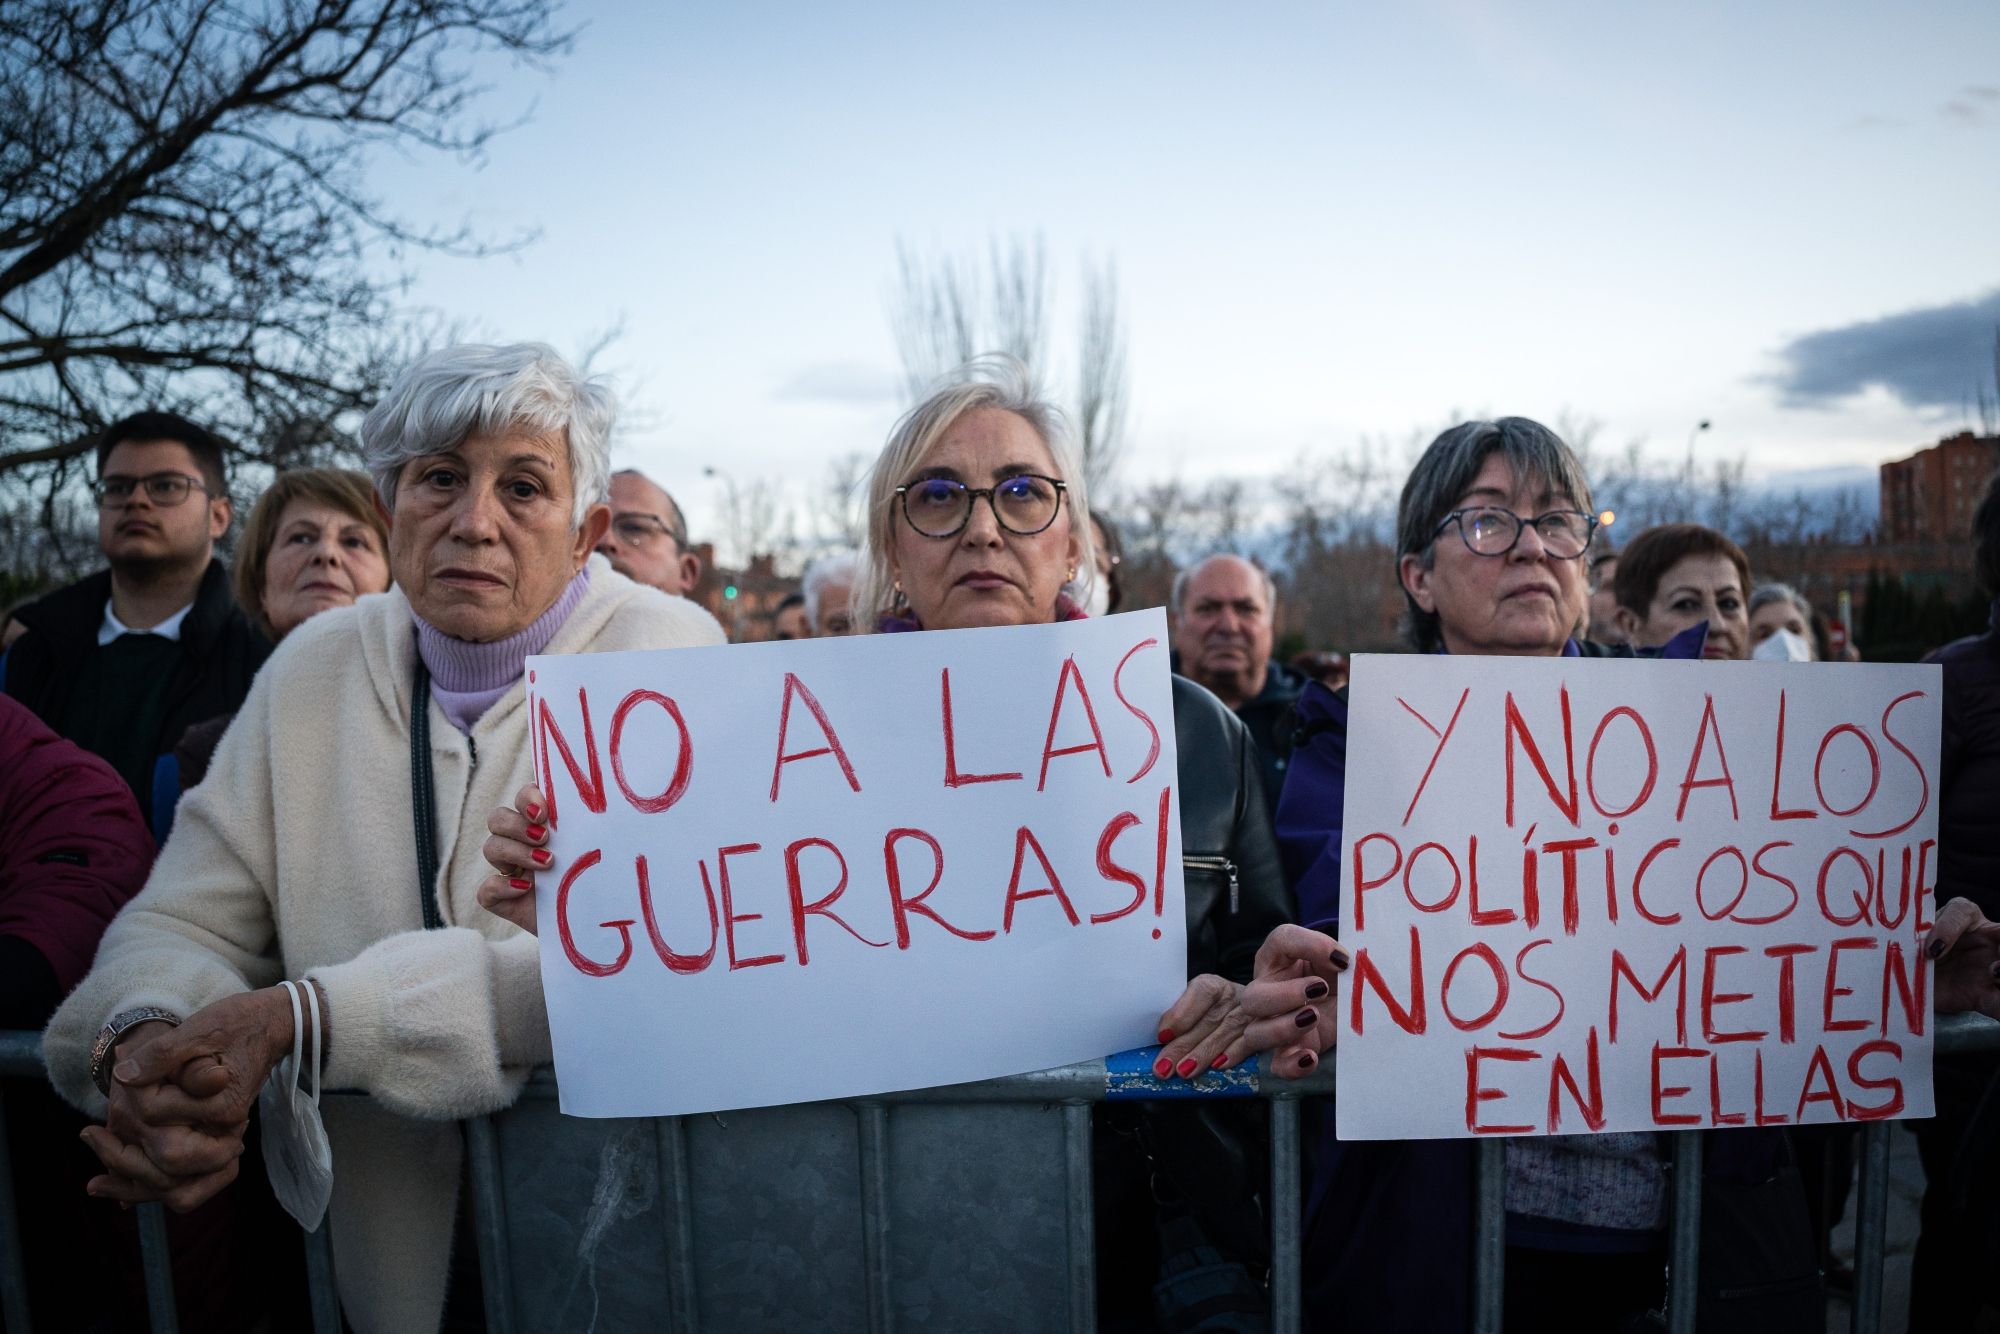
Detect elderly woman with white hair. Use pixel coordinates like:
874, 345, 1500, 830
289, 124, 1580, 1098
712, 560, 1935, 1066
43, 343, 723, 1332
799, 548, 858, 636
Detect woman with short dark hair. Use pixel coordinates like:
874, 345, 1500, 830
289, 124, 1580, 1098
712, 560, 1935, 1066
1275, 419, 1812, 1334
1611, 522, 1752, 660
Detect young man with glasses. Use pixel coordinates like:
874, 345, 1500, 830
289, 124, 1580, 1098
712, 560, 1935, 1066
594, 468, 703, 596
3, 412, 268, 811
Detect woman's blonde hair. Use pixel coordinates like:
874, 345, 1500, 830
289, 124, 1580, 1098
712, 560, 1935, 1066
853, 354, 1095, 630
234, 468, 389, 639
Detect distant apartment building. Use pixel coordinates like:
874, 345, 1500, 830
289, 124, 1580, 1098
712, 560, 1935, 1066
1879, 430, 2000, 544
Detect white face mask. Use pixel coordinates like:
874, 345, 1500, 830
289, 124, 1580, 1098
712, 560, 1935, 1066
259, 980, 333, 1230
1078, 578, 1110, 619
1753, 627, 1813, 663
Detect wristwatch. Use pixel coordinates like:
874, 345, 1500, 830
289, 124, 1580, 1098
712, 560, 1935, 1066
89, 1007, 181, 1095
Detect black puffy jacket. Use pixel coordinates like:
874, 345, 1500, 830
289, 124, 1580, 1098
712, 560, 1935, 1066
1170, 674, 1294, 982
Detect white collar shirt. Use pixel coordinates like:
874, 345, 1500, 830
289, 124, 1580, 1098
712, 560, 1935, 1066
98, 598, 194, 647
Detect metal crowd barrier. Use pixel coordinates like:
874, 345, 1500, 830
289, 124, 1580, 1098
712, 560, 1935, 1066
5, 1015, 2000, 1333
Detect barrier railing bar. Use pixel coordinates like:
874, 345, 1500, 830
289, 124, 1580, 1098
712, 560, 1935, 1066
1268, 1094, 1301, 1334
300, 1224, 340, 1334
1851, 1118, 1893, 1334
135, 1203, 179, 1334
1062, 1102, 1095, 1334
302, 1221, 341, 1334
6, 1013, 2000, 1332
0, 1090, 30, 1334
857, 1103, 894, 1334
0, 1034, 35, 1334
1472, 1139, 1504, 1334
463, 1114, 516, 1334
1666, 1128, 1703, 1334
655, 1116, 699, 1333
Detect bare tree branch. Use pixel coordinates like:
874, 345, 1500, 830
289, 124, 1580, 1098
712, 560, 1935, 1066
0, 0, 575, 552
887, 234, 1131, 492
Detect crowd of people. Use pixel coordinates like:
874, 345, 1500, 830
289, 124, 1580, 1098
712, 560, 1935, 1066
1, 343, 1998, 1333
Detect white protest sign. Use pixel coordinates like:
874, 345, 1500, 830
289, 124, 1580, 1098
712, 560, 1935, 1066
1335, 654, 1941, 1141
526, 609, 1186, 1118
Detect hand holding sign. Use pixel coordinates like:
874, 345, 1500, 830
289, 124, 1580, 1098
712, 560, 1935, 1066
479, 782, 550, 933
1925, 897, 2000, 1021
1153, 925, 1351, 1079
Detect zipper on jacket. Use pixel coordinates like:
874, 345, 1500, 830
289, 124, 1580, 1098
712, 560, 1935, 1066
468, 736, 478, 771
1183, 855, 1239, 912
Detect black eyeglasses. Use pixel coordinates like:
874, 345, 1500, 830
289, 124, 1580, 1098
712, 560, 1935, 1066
1434, 507, 1597, 559
895, 474, 1067, 539
92, 473, 211, 507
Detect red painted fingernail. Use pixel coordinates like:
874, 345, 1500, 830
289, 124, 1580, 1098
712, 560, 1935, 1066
523, 802, 543, 822
1294, 1008, 1318, 1029
1330, 952, 1349, 970
1927, 938, 1946, 959
1210, 1054, 1229, 1071
509, 878, 532, 892
1158, 1029, 1176, 1044
1305, 980, 1329, 1000
1176, 1057, 1198, 1078
1299, 1051, 1316, 1069
525, 823, 547, 842
531, 849, 552, 867
1152, 1057, 1172, 1078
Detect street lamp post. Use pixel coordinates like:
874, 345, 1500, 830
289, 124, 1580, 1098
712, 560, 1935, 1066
703, 464, 741, 637
1684, 419, 1712, 482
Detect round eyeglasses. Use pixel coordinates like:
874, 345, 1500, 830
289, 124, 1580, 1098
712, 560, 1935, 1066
895, 474, 1067, 539
1434, 507, 1597, 559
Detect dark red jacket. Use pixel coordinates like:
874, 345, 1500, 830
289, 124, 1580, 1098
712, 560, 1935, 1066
0, 694, 154, 1025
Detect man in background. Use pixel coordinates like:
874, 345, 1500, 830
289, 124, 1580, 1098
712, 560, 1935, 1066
1170, 553, 1302, 814
596, 468, 702, 596
3, 412, 267, 808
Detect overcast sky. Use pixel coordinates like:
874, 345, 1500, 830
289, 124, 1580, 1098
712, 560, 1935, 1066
378, 0, 2000, 537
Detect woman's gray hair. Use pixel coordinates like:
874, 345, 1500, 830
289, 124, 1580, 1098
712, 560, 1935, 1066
854, 354, 1095, 630
801, 550, 859, 627
1396, 417, 1593, 652
1749, 581, 1813, 621
360, 342, 615, 528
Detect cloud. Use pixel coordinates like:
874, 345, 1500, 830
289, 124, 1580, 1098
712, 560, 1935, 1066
771, 361, 903, 407
1941, 84, 2000, 125
1767, 289, 2000, 411
1838, 113, 1902, 132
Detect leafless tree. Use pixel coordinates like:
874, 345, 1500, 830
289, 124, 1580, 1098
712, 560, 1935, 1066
1073, 256, 1126, 489
809, 451, 868, 553
887, 234, 1129, 491
0, 0, 573, 548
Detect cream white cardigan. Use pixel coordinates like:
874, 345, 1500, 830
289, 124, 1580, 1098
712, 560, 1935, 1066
44, 556, 724, 1332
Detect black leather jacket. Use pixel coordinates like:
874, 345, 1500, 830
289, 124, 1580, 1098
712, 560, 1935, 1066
1171, 675, 1293, 983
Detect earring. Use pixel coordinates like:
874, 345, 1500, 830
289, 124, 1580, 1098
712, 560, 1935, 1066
1067, 566, 1078, 582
